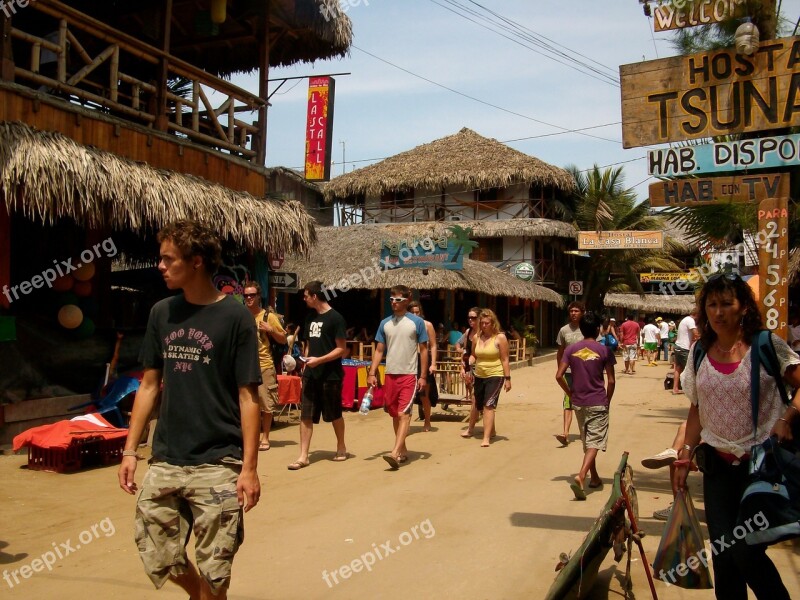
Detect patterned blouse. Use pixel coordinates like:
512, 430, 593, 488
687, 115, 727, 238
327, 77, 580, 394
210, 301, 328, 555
682, 334, 799, 458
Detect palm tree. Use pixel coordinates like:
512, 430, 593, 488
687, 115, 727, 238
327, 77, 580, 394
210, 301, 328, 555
447, 224, 479, 265
565, 165, 682, 311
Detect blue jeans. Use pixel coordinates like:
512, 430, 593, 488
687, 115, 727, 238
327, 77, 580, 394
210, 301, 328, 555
660, 339, 670, 361
702, 453, 790, 599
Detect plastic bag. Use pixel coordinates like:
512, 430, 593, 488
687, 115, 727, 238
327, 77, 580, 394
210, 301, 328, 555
651, 489, 713, 589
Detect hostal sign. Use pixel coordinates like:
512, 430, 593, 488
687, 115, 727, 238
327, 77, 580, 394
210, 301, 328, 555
620, 36, 800, 148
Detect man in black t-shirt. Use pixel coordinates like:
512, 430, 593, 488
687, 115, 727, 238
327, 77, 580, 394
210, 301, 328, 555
287, 280, 348, 470
118, 220, 261, 599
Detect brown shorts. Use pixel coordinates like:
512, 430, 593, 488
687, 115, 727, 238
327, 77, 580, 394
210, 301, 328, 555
134, 459, 244, 593
257, 367, 279, 414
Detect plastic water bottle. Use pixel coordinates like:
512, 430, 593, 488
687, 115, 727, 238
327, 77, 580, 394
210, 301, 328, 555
360, 386, 374, 414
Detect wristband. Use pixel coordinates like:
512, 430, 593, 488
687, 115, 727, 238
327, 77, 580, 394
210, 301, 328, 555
504, 375, 511, 380
122, 450, 139, 457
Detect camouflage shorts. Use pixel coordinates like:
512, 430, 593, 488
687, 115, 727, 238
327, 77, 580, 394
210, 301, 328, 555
134, 459, 244, 593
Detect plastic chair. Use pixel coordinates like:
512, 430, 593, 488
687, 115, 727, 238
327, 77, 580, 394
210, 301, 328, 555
69, 376, 140, 428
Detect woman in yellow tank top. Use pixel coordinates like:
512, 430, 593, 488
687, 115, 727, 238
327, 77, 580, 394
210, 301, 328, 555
461, 308, 511, 446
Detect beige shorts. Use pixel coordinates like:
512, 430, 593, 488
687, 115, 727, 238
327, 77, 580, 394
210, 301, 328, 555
257, 368, 279, 413
135, 459, 244, 593
575, 405, 609, 452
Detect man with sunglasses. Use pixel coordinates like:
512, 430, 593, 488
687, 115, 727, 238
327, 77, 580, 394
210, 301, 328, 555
243, 282, 286, 451
368, 286, 429, 469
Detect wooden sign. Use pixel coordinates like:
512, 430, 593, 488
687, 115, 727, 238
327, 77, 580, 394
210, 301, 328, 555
620, 36, 800, 148
757, 197, 788, 339
639, 272, 692, 283
648, 133, 800, 176
578, 231, 663, 250
649, 173, 789, 207
653, 0, 747, 32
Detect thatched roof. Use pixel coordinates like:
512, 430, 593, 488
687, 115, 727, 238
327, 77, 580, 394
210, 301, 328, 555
323, 128, 576, 201
25, 1, 352, 78
0, 121, 316, 255
282, 225, 565, 305
603, 293, 696, 315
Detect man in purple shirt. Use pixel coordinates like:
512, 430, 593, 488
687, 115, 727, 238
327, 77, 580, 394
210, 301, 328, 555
555, 311, 616, 500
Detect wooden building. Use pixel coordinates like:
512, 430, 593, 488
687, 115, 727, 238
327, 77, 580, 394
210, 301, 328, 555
322, 127, 578, 342
0, 0, 351, 399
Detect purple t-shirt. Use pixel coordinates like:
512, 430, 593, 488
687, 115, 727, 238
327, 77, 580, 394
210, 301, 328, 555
561, 339, 616, 407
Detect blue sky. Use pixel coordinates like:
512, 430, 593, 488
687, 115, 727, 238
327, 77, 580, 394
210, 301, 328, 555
228, 0, 800, 204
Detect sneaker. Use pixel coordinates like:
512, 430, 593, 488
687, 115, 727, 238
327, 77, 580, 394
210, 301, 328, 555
653, 503, 673, 521
641, 448, 678, 469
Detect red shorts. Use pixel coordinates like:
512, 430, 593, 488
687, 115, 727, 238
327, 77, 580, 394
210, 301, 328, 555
383, 374, 418, 417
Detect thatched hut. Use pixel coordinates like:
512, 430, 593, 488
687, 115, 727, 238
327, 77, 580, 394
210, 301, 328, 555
325, 127, 575, 204
603, 293, 696, 316
0, 122, 316, 256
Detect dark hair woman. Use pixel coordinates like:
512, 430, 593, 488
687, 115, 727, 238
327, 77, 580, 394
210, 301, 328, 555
673, 273, 800, 599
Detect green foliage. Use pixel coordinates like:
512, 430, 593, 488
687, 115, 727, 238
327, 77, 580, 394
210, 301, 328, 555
564, 165, 681, 311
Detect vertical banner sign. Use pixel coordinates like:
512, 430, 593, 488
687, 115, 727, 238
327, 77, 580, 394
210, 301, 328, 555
304, 76, 335, 181
757, 198, 788, 340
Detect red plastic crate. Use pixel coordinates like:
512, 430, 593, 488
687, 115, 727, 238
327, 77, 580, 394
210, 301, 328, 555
27, 436, 126, 473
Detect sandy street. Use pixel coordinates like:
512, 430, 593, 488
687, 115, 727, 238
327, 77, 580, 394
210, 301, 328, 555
1, 355, 798, 600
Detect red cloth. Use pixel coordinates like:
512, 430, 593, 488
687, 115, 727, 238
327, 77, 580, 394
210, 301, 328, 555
13, 413, 127, 452
277, 375, 301, 405
341, 366, 358, 409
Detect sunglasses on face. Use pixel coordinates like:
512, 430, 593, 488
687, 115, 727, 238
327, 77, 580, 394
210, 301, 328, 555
468, 315, 477, 320
389, 296, 407, 303
243, 293, 259, 298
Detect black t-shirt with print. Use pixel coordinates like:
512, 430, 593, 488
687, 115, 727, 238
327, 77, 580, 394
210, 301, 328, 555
300, 308, 346, 381
139, 294, 261, 466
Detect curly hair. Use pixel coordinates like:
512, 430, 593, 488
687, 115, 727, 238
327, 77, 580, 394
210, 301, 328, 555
157, 220, 222, 274
696, 274, 762, 350
477, 308, 501, 335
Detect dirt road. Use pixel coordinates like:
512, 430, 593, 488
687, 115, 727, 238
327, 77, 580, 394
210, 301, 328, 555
2, 357, 798, 599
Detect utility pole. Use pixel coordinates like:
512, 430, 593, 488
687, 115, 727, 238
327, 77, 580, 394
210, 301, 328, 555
340, 140, 346, 176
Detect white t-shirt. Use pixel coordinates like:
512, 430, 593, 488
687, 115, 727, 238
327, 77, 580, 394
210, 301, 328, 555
658, 321, 670, 339
675, 316, 697, 350
642, 323, 660, 344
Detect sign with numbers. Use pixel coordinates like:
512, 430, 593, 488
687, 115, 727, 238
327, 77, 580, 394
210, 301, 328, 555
757, 198, 788, 339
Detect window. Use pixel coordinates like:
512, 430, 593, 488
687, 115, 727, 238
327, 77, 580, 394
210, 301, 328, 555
474, 187, 503, 203
380, 189, 415, 208
472, 237, 503, 262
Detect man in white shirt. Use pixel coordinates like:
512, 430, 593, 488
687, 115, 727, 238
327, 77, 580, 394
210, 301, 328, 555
641, 318, 660, 367
657, 317, 671, 362
671, 309, 699, 395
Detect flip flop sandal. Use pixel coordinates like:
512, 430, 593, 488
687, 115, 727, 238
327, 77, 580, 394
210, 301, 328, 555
570, 483, 587, 501
287, 461, 309, 470
382, 455, 400, 470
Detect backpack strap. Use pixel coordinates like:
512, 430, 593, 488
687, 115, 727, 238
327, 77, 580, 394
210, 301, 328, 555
692, 340, 706, 373
749, 330, 791, 441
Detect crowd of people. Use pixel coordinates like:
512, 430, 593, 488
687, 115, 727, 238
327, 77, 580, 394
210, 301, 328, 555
116, 220, 800, 600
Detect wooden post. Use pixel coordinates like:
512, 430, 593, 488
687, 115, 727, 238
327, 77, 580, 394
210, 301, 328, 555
0, 203, 10, 309
255, 0, 271, 165
757, 196, 788, 339
0, 13, 12, 82
154, 0, 172, 132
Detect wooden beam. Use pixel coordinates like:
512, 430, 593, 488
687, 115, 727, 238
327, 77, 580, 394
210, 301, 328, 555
0, 14, 14, 82
154, 0, 172, 132
256, 0, 271, 165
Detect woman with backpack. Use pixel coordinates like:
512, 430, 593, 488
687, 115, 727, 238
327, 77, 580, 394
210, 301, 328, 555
673, 273, 800, 599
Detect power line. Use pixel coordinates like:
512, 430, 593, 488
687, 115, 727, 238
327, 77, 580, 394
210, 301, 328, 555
352, 45, 622, 145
